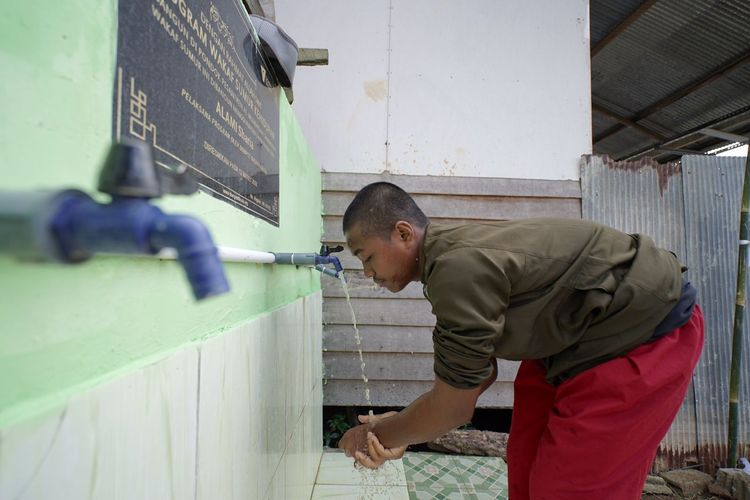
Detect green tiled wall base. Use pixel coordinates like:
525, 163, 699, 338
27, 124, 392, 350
403, 452, 508, 500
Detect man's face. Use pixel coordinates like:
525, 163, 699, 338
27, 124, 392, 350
345, 223, 417, 293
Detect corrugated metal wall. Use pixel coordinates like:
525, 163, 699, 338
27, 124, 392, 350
582, 154, 750, 472
322, 172, 581, 408
683, 155, 750, 471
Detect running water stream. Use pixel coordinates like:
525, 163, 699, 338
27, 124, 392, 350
338, 273, 403, 498
339, 273, 375, 419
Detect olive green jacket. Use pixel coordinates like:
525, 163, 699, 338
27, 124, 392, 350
419, 219, 683, 387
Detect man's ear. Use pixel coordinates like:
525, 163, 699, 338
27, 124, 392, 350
394, 221, 413, 242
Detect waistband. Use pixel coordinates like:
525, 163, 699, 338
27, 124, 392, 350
649, 279, 697, 341
544, 280, 698, 385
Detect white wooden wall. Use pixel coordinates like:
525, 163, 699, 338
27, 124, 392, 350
322, 173, 581, 408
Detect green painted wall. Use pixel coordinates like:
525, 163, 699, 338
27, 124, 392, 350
0, 1, 322, 427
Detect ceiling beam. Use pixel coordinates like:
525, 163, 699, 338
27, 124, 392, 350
620, 105, 750, 161
591, 0, 659, 57
594, 122, 626, 144
594, 48, 750, 144
592, 103, 668, 141
699, 127, 749, 144
652, 147, 702, 156
631, 48, 750, 122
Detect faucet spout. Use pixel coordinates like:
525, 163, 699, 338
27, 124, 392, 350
148, 213, 230, 300
49, 192, 229, 300
315, 254, 343, 276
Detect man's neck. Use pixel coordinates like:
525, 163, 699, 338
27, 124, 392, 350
411, 224, 428, 282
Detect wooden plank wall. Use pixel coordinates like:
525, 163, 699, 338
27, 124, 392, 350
322, 172, 582, 408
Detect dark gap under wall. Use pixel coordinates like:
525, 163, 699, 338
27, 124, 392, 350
323, 405, 513, 450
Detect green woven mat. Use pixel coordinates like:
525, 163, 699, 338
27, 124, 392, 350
402, 452, 508, 499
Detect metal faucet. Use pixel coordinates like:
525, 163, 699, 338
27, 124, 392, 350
272, 244, 344, 279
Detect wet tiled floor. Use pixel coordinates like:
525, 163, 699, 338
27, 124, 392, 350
312, 450, 508, 499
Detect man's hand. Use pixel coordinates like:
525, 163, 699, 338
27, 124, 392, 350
338, 411, 407, 469
341, 377, 484, 467
354, 412, 407, 469
337, 422, 370, 459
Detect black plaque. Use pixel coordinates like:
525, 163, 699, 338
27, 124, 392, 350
114, 0, 280, 225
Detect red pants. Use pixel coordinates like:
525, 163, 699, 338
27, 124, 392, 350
507, 305, 704, 500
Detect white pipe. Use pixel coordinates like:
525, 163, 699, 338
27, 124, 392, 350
156, 246, 276, 264
110, 246, 344, 278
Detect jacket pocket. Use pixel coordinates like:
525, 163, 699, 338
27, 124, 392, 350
558, 263, 624, 332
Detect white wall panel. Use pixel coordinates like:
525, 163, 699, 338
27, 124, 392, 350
276, 0, 591, 179
275, 0, 390, 172
387, 0, 591, 179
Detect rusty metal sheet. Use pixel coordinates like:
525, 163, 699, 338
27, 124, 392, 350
682, 155, 750, 471
581, 155, 686, 250
582, 153, 750, 472
581, 154, 698, 470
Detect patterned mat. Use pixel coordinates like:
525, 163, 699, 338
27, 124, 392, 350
402, 452, 508, 499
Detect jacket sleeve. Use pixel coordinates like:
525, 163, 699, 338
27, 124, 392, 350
426, 247, 513, 389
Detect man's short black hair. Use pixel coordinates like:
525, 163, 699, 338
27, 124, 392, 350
343, 182, 428, 239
